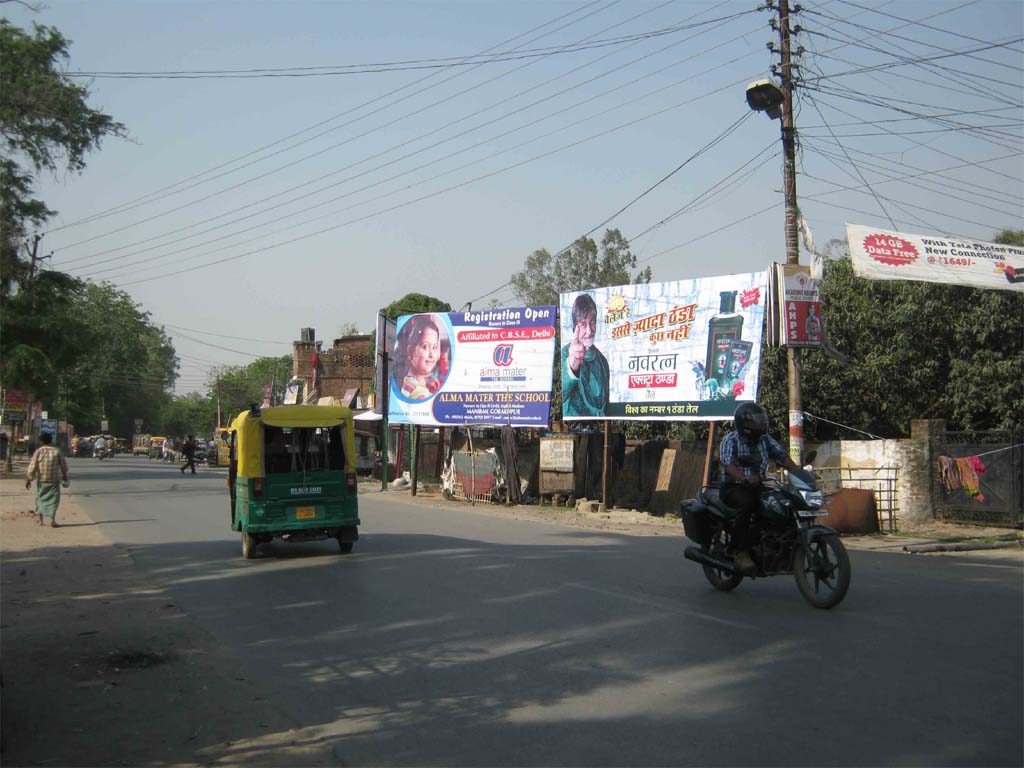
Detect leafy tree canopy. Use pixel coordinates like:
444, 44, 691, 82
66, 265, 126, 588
759, 235, 1023, 442
210, 355, 292, 424
510, 228, 651, 307
1, 19, 126, 295
383, 293, 451, 320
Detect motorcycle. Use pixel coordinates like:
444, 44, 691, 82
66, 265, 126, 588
94, 445, 109, 460
680, 467, 851, 609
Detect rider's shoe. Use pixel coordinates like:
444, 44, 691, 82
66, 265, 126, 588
733, 550, 756, 574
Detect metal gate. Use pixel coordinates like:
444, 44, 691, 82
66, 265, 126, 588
934, 430, 1023, 528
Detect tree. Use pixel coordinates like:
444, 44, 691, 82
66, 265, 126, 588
1, 20, 126, 290
161, 392, 216, 439
383, 292, 451, 320
510, 229, 651, 307
210, 355, 292, 423
759, 235, 1023, 443
1, 18, 127, 419
509, 229, 653, 434
63, 282, 177, 435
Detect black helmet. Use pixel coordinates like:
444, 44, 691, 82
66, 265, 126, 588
733, 402, 769, 439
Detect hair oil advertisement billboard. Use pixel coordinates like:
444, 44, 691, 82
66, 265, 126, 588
559, 272, 768, 421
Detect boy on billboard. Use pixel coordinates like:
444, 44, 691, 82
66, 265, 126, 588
562, 293, 609, 417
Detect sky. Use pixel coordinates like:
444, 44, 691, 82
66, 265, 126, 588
7, 0, 1023, 395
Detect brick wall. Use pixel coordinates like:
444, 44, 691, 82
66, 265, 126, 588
292, 334, 375, 406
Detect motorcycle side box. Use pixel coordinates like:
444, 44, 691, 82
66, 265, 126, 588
680, 499, 710, 547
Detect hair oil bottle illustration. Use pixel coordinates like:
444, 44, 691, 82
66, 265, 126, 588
705, 290, 743, 387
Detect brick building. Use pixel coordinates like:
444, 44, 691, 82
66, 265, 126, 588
292, 328, 376, 408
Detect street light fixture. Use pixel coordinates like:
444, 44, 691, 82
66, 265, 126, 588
745, 79, 784, 120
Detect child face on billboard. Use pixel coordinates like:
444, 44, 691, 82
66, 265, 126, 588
408, 326, 440, 378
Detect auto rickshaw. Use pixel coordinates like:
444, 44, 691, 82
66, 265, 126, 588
227, 404, 360, 559
208, 427, 231, 467
148, 436, 166, 460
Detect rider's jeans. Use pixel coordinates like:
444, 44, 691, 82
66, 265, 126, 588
721, 482, 760, 552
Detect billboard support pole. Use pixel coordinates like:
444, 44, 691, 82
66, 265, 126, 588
411, 425, 420, 496
467, 424, 476, 506
380, 311, 390, 491
702, 421, 717, 488
602, 421, 610, 508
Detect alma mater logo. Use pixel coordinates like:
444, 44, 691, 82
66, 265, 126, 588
863, 233, 919, 266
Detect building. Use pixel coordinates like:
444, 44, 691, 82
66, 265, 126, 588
292, 328, 375, 408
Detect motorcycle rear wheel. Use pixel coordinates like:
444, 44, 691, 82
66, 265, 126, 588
793, 534, 850, 609
702, 529, 743, 592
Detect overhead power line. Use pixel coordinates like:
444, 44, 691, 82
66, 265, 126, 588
65, 17, 747, 79
43, 0, 618, 235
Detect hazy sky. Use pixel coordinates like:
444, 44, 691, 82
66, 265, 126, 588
8, 0, 1023, 394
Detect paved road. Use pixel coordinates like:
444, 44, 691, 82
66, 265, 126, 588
66, 456, 1023, 767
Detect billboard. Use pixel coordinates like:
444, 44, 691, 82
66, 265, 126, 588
847, 223, 1024, 292
559, 272, 768, 421
387, 307, 556, 427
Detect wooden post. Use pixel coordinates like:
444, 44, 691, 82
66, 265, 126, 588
702, 421, 717, 488
435, 427, 445, 479
602, 421, 610, 508
467, 425, 476, 506
411, 425, 421, 496
395, 426, 405, 485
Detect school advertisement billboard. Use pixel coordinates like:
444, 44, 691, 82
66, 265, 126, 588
559, 272, 768, 421
386, 307, 557, 427
847, 223, 1024, 292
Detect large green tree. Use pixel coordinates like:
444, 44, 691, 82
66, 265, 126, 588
63, 282, 177, 436
383, 292, 451, 319
210, 355, 292, 424
509, 229, 656, 434
1, 18, 127, 412
510, 228, 651, 308
759, 232, 1023, 442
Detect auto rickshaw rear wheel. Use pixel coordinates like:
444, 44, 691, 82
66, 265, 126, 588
337, 539, 354, 554
241, 531, 258, 559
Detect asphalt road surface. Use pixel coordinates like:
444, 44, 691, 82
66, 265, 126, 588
66, 456, 1023, 767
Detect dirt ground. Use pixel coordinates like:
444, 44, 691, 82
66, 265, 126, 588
2, 468, 1020, 767
0, 467, 337, 767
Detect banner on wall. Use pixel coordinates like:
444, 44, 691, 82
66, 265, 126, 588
847, 223, 1024, 292
386, 307, 557, 427
559, 272, 768, 421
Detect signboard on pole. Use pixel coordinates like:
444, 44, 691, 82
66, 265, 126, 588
772, 263, 823, 348
386, 307, 557, 427
559, 272, 768, 421
847, 223, 1024, 291
40, 419, 57, 440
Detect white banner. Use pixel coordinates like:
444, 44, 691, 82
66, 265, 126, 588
847, 223, 1024, 292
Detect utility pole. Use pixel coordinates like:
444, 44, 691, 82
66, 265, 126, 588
777, 0, 804, 464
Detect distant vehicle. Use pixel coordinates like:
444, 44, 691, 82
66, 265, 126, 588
148, 436, 166, 460
114, 437, 129, 454
208, 427, 231, 467
133, 434, 151, 456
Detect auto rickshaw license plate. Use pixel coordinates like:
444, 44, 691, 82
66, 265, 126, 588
295, 506, 316, 520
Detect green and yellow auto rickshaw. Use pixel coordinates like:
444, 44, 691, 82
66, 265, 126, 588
227, 404, 360, 559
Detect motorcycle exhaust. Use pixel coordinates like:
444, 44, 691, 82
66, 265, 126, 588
684, 545, 737, 573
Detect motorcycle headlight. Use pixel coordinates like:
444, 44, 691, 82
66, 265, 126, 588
800, 490, 824, 509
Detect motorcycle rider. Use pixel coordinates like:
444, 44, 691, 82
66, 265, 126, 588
719, 402, 801, 574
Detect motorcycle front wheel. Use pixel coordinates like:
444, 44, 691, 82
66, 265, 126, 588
703, 528, 743, 592
794, 534, 850, 609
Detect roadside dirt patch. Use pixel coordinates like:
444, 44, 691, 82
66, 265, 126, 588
1, 474, 337, 767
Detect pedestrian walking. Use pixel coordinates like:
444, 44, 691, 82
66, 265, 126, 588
180, 435, 197, 475
25, 432, 69, 528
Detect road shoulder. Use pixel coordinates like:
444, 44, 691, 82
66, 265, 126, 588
1, 467, 337, 766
